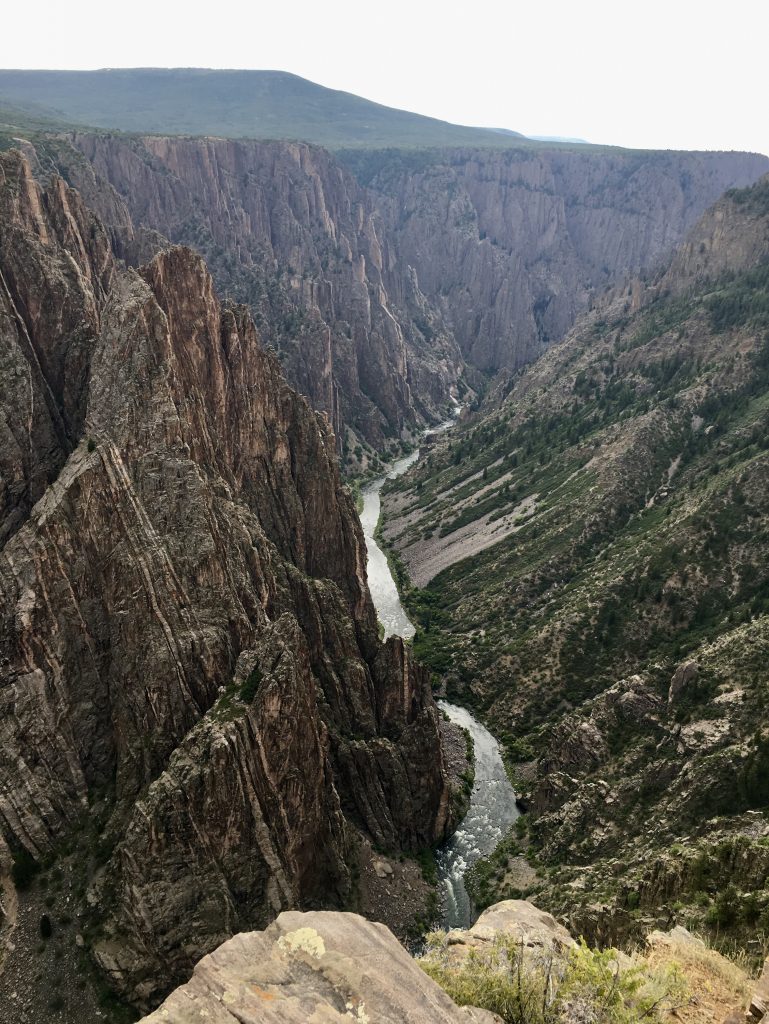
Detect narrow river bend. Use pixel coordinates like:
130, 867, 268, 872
359, 428, 519, 929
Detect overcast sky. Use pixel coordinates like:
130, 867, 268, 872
2, 0, 766, 156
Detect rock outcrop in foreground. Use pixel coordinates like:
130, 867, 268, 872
140, 909, 500, 1024
141, 900, 759, 1024
443, 898, 575, 963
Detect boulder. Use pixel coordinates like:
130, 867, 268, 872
445, 899, 576, 965
647, 924, 705, 950
748, 955, 769, 1021
668, 661, 699, 703
139, 910, 502, 1023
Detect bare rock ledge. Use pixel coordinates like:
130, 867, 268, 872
140, 909, 501, 1023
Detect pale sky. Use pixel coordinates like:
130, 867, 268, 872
2, 0, 767, 156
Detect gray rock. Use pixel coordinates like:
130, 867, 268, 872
647, 924, 704, 949
139, 910, 501, 1023
444, 899, 576, 967
668, 661, 699, 703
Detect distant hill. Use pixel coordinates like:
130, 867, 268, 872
488, 128, 591, 145
0, 68, 528, 149
527, 134, 590, 144
0, 98, 80, 135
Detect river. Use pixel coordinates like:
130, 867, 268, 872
434, 701, 520, 928
359, 449, 420, 640
359, 421, 519, 929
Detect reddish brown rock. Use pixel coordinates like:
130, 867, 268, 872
0, 151, 453, 1009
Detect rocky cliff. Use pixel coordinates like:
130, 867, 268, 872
353, 147, 769, 371
36, 134, 768, 461
52, 133, 465, 453
662, 175, 769, 291
0, 150, 114, 544
0, 149, 455, 1014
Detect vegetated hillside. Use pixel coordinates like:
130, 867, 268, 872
381, 175, 769, 953
0, 99, 82, 137
0, 150, 463, 1020
0, 68, 528, 148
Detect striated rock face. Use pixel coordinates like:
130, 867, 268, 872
352, 146, 769, 370
662, 174, 769, 292
0, 150, 114, 543
44, 135, 768, 452
0, 150, 453, 1008
59, 133, 465, 447
140, 909, 502, 1024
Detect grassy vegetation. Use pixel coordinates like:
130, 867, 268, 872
404, 847, 441, 937
0, 100, 108, 152
421, 933, 686, 1024
239, 665, 263, 703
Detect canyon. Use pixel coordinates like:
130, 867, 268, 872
1, 69, 769, 1023
17, 131, 767, 463
358, 438, 520, 931
380, 172, 769, 954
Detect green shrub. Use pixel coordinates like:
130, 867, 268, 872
421, 935, 554, 1024
705, 884, 738, 928
738, 735, 769, 809
412, 847, 438, 886
559, 941, 685, 1023
240, 666, 263, 703
505, 737, 536, 761
420, 934, 686, 1024
706, 263, 769, 332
